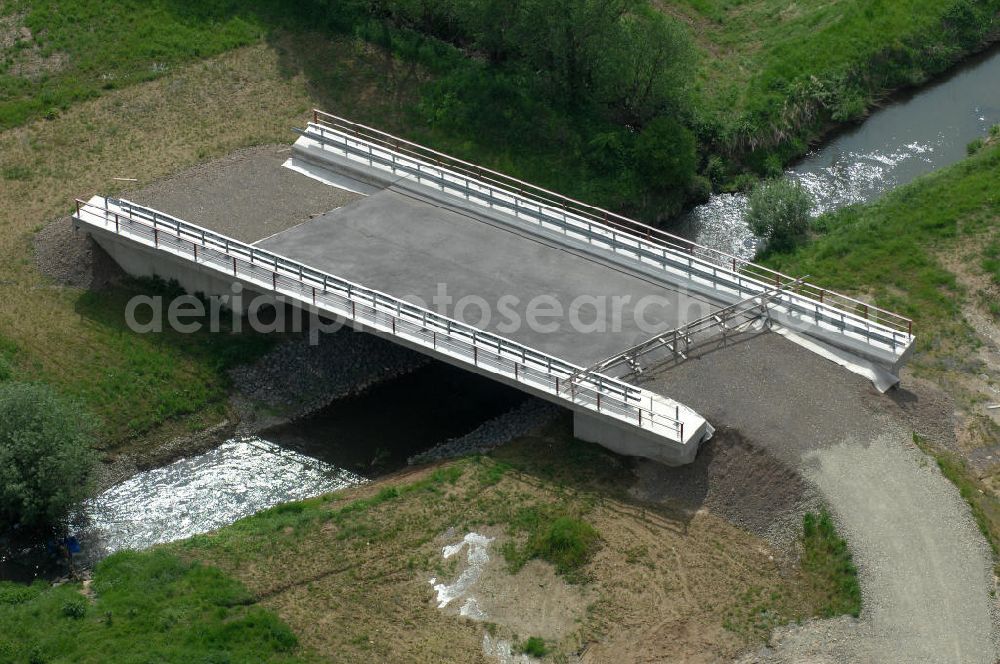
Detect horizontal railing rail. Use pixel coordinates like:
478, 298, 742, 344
74, 196, 696, 443
307, 109, 913, 354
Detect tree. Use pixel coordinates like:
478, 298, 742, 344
746, 179, 814, 253
0, 383, 95, 531
634, 116, 697, 192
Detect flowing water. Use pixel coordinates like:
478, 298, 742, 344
677, 45, 1000, 258
0, 363, 525, 581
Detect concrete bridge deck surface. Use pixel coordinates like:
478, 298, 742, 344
255, 185, 720, 368
126, 144, 726, 370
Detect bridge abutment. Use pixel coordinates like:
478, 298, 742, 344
573, 411, 711, 466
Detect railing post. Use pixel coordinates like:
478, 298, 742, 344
232, 256, 237, 276
272, 271, 277, 290
114, 214, 119, 233
153, 228, 158, 247
193, 244, 198, 261
312, 287, 316, 306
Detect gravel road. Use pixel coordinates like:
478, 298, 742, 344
641, 330, 999, 663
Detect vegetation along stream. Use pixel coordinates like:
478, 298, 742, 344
678, 45, 1000, 258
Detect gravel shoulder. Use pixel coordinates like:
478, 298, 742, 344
640, 330, 999, 663
126, 144, 360, 243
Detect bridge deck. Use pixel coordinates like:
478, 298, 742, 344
255, 186, 718, 368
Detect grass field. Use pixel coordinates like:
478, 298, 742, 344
663, 0, 1000, 165
0, 44, 312, 444
0, 424, 862, 662
0, 550, 311, 664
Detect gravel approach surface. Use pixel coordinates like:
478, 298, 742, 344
126, 144, 360, 243
640, 330, 999, 663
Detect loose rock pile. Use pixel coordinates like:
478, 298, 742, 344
409, 398, 560, 464
229, 329, 429, 422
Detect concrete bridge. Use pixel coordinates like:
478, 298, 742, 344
72, 110, 914, 465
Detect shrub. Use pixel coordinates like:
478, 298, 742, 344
520, 636, 548, 657
687, 175, 712, 204
503, 509, 600, 580
61, 598, 87, 619
634, 116, 698, 193
0, 383, 95, 531
746, 179, 814, 253
967, 137, 985, 156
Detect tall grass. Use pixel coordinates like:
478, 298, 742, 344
801, 510, 861, 618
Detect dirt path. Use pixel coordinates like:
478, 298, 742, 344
743, 431, 996, 662
640, 331, 999, 663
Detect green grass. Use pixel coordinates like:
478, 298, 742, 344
519, 636, 549, 657
761, 138, 1000, 356
801, 510, 861, 618
63, 277, 282, 442
913, 433, 1000, 561
983, 239, 1000, 286
0, 550, 310, 663
0, 0, 264, 129
670, 0, 1000, 164
501, 507, 600, 581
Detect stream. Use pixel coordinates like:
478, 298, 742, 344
0, 363, 526, 582
4, 45, 1000, 584
677, 45, 1000, 258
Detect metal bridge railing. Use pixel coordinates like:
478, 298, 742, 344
73, 196, 694, 444
306, 109, 913, 357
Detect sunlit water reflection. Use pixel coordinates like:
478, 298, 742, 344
677, 46, 1000, 258
73, 437, 365, 564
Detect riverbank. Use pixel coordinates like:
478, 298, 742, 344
0, 421, 863, 663
760, 131, 1000, 576
665, 0, 1000, 168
